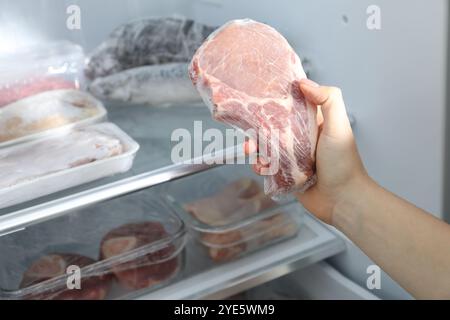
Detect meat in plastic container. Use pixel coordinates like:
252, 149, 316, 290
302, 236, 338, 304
0, 41, 85, 107
0, 122, 139, 209
0, 192, 186, 300
165, 165, 301, 262
0, 89, 107, 148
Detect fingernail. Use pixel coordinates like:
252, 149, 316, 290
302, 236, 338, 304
300, 78, 320, 87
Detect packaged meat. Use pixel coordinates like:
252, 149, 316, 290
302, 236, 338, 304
85, 16, 216, 79
0, 192, 185, 300
100, 222, 181, 290
0, 122, 139, 209
189, 19, 319, 197
0, 89, 106, 146
88, 63, 201, 106
0, 77, 76, 107
0, 41, 85, 107
19, 254, 112, 300
165, 165, 301, 262
199, 210, 299, 262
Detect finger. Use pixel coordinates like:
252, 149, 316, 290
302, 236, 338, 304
244, 139, 258, 155
299, 79, 352, 137
316, 106, 324, 127
252, 163, 262, 175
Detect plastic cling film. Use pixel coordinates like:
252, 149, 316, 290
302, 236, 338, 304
0, 126, 124, 189
189, 19, 318, 197
88, 63, 201, 106
0, 89, 105, 143
85, 16, 216, 80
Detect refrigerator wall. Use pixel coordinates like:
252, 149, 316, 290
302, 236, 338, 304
0, 0, 446, 300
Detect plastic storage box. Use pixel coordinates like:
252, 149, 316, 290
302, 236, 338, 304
0, 191, 186, 300
166, 165, 301, 262
0, 122, 139, 209
0, 41, 85, 107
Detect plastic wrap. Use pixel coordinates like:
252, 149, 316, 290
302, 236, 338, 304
0, 192, 186, 300
88, 63, 201, 106
166, 165, 301, 262
0, 122, 139, 209
189, 19, 318, 197
85, 16, 216, 79
0, 89, 106, 146
0, 41, 85, 107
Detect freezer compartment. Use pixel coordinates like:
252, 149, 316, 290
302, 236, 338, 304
0, 89, 107, 148
166, 165, 300, 262
0, 122, 139, 209
0, 191, 186, 300
0, 41, 85, 107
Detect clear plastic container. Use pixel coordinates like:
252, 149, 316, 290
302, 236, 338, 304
0, 89, 107, 148
165, 165, 301, 262
0, 41, 85, 107
0, 122, 139, 209
0, 191, 186, 300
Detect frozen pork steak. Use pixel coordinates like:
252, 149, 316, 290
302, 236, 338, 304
189, 19, 318, 196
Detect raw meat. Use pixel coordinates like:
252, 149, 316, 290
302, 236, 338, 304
0, 77, 76, 107
0, 89, 103, 143
85, 16, 216, 79
20, 253, 112, 300
202, 213, 298, 262
100, 222, 179, 290
88, 63, 201, 106
184, 178, 276, 226
0, 127, 123, 189
189, 19, 318, 196
183, 178, 298, 262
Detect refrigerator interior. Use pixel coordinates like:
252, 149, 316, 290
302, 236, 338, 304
0, 0, 448, 300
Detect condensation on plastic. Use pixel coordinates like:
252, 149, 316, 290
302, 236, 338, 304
0, 122, 139, 209
0, 192, 186, 300
88, 63, 201, 106
0, 41, 85, 107
85, 16, 216, 80
165, 165, 301, 262
0, 89, 107, 147
189, 19, 318, 197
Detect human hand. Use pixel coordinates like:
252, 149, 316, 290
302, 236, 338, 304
244, 79, 369, 225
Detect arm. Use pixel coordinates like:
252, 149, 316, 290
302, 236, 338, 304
247, 79, 450, 299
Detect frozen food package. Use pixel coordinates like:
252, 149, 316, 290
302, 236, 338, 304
166, 165, 301, 262
189, 19, 318, 197
88, 63, 201, 106
0, 89, 106, 146
0, 122, 139, 209
85, 16, 216, 79
0, 41, 85, 107
0, 192, 186, 300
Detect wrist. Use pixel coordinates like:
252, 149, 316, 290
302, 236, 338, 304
331, 173, 375, 233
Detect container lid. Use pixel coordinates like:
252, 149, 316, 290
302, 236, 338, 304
0, 191, 185, 298
0, 41, 84, 81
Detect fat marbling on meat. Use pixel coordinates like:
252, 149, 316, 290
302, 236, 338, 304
189, 19, 318, 196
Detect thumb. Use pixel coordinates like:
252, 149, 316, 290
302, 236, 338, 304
299, 79, 351, 137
